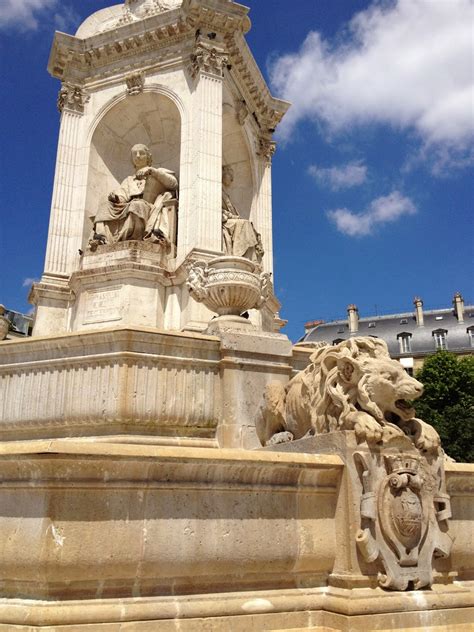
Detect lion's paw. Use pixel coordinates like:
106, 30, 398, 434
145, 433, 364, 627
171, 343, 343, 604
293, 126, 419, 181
381, 422, 405, 442
401, 418, 441, 454
415, 421, 441, 454
348, 412, 383, 444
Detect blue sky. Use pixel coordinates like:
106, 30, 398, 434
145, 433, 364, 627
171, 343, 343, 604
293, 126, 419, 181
1, 0, 473, 341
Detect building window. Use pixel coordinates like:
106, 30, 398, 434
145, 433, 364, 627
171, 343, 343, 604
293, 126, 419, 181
368, 322, 376, 328
333, 338, 345, 345
397, 333, 412, 354
433, 329, 448, 350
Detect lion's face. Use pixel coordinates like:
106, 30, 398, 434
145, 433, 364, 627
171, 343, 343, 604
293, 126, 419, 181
361, 358, 423, 422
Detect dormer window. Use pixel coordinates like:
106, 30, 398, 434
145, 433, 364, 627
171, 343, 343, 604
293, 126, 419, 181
397, 332, 412, 354
333, 338, 345, 345
368, 322, 376, 328
432, 329, 448, 350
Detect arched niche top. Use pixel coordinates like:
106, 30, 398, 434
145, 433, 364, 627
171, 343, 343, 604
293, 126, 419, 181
222, 96, 254, 221
85, 91, 181, 228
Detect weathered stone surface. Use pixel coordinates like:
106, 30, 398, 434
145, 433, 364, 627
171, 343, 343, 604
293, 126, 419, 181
0, 441, 472, 629
0, 326, 293, 448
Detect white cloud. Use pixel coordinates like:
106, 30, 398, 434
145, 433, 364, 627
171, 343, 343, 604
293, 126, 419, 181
271, 0, 474, 160
327, 191, 417, 237
22, 277, 38, 288
53, 4, 80, 32
308, 162, 367, 190
0, 0, 57, 30
0, 0, 78, 32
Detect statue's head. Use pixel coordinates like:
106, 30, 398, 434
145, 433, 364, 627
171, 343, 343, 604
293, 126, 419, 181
222, 165, 234, 188
131, 144, 153, 168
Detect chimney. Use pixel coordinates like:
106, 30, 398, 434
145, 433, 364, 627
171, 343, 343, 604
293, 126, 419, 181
347, 304, 359, 334
413, 297, 424, 327
304, 319, 324, 334
453, 292, 465, 323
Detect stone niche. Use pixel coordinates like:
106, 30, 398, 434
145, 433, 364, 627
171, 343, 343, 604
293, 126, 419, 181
83, 91, 181, 248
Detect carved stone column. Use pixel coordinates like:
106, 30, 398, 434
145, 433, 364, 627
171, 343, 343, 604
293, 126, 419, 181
253, 135, 276, 275
43, 84, 89, 279
179, 40, 228, 258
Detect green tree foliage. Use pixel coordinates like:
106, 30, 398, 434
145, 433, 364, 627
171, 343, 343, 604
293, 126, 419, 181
415, 351, 474, 463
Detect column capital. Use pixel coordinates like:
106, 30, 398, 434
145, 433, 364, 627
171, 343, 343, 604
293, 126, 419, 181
189, 40, 228, 79
125, 71, 145, 96
57, 82, 90, 115
257, 135, 276, 165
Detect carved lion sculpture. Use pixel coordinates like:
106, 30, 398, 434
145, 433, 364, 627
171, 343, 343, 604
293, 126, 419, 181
257, 337, 440, 453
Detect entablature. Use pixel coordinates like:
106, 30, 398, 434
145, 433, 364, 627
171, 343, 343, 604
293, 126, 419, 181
48, 0, 289, 133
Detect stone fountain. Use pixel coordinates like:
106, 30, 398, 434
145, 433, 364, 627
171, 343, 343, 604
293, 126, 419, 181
0, 1, 472, 630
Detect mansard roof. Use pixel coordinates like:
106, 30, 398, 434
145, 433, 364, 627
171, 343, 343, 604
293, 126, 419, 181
301, 306, 474, 358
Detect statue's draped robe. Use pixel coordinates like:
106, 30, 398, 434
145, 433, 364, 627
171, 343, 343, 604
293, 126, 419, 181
94, 168, 178, 246
222, 190, 262, 261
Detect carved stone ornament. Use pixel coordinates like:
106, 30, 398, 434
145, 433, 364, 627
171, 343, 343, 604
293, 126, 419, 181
258, 337, 442, 453
0, 305, 9, 341
258, 336, 453, 591
125, 71, 145, 96
190, 41, 228, 79
257, 136, 276, 164
119, 0, 181, 25
355, 446, 452, 590
57, 83, 90, 114
187, 256, 272, 319
236, 100, 249, 125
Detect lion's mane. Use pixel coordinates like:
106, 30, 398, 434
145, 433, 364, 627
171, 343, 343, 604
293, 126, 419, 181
258, 337, 412, 446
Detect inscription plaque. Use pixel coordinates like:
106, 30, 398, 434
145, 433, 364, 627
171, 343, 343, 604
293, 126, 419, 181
84, 286, 123, 325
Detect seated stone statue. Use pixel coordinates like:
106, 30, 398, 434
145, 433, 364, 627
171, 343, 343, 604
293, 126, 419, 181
90, 143, 178, 251
222, 165, 263, 263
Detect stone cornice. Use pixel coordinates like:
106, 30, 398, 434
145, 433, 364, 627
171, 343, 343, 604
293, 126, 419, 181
29, 281, 74, 305
48, 0, 289, 132
225, 31, 290, 131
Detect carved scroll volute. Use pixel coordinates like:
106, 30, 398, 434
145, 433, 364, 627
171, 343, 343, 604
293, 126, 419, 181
186, 261, 209, 303
256, 272, 273, 309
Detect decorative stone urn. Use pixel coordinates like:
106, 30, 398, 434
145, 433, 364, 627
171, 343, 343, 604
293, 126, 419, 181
0, 306, 10, 341
187, 256, 272, 328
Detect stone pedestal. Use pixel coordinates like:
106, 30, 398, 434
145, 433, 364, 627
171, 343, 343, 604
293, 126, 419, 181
0, 326, 293, 448
70, 241, 169, 331
212, 328, 293, 449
